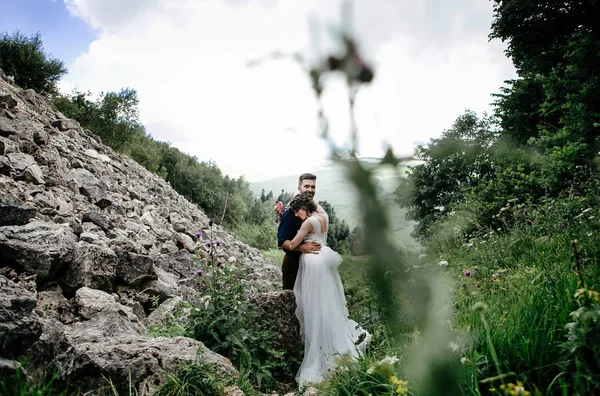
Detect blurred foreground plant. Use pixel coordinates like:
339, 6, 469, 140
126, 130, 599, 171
249, 6, 463, 392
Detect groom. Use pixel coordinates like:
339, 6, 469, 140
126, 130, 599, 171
278, 173, 322, 290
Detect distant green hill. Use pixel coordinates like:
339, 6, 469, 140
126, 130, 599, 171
249, 159, 421, 249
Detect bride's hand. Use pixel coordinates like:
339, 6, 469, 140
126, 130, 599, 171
297, 241, 321, 254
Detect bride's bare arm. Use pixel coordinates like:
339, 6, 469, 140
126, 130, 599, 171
288, 220, 314, 251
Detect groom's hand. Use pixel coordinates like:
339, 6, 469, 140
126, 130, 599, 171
297, 241, 321, 254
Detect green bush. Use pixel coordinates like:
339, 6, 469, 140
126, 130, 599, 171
0, 31, 67, 95
185, 232, 297, 392
232, 221, 277, 251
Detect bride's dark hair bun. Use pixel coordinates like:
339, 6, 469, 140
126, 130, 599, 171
289, 192, 316, 213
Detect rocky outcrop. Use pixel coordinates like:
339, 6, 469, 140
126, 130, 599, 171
250, 290, 301, 357
0, 71, 296, 392
33, 299, 236, 394
0, 275, 42, 357
0, 75, 280, 300
0, 275, 42, 377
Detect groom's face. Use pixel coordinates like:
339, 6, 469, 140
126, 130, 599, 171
298, 179, 316, 199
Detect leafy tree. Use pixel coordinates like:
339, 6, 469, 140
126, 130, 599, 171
318, 200, 349, 251
0, 31, 67, 95
491, 0, 600, 193
259, 189, 274, 203
395, 111, 498, 237
54, 88, 144, 150
490, 0, 599, 75
277, 190, 294, 204
348, 226, 364, 256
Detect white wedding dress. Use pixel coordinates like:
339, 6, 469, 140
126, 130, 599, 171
293, 214, 371, 386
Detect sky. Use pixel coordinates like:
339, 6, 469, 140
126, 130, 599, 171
2, 0, 517, 182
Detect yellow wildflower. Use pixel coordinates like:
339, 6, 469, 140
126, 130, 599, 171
389, 376, 409, 394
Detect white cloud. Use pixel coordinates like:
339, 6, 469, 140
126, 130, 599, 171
60, 0, 516, 181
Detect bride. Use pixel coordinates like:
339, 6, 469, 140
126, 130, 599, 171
287, 192, 371, 386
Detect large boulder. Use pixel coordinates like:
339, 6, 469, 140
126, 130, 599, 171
0, 221, 78, 284
0, 275, 42, 357
59, 242, 118, 293
33, 304, 236, 394
249, 290, 301, 357
0, 195, 36, 226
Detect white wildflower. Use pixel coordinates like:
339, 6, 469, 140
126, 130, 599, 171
438, 260, 449, 267
228, 256, 237, 263
379, 355, 399, 366
448, 341, 460, 353
569, 307, 585, 320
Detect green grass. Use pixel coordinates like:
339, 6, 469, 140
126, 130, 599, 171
317, 197, 600, 395
260, 248, 284, 264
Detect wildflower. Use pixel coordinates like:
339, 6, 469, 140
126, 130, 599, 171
474, 266, 479, 271
208, 219, 214, 226
203, 241, 212, 247
193, 231, 203, 238
476, 282, 481, 288
460, 357, 471, 366
438, 260, 449, 267
389, 376, 409, 395
216, 258, 224, 266
368, 355, 399, 378
214, 239, 222, 246
464, 270, 471, 277
379, 356, 400, 366
199, 295, 211, 309
472, 302, 488, 312
228, 256, 237, 263
448, 341, 459, 353
195, 269, 204, 276
525, 219, 532, 225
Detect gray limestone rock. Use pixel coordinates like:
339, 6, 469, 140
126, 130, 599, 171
0, 196, 36, 226
60, 242, 118, 293
51, 118, 80, 132
0, 275, 42, 357
0, 222, 78, 283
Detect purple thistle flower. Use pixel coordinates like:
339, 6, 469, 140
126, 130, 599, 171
208, 219, 214, 226
194, 232, 203, 238
213, 239, 222, 246
476, 282, 481, 288
196, 269, 204, 276
216, 258, 224, 266
464, 270, 471, 277
203, 241, 212, 247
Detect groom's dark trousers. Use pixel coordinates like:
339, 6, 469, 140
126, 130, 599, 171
278, 208, 303, 290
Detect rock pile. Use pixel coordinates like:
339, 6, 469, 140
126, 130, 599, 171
0, 70, 298, 394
